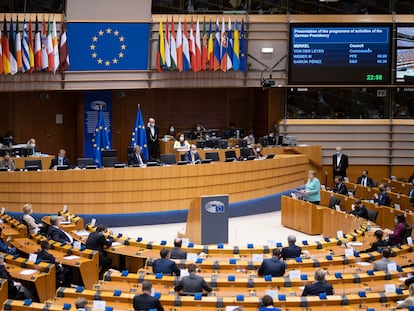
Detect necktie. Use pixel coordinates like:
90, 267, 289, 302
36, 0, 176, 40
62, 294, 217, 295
59, 158, 63, 166
191, 153, 195, 163
136, 154, 142, 165
363, 177, 366, 187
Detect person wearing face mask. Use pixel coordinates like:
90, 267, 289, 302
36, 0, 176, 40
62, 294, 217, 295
252, 143, 264, 158
384, 214, 409, 246
332, 146, 348, 179
165, 124, 176, 139
184, 144, 202, 164
0, 152, 16, 171
146, 118, 159, 160
173, 133, 190, 151
49, 149, 70, 170
373, 183, 391, 207
333, 175, 348, 196
243, 130, 255, 147
22, 203, 43, 235
26, 138, 40, 155
356, 169, 375, 187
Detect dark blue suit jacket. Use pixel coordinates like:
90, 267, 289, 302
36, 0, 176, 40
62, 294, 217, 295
49, 157, 70, 169
133, 293, 164, 311
281, 245, 302, 260
184, 151, 201, 163
257, 258, 286, 277
301, 281, 333, 296
374, 192, 391, 206
152, 258, 180, 276
48, 226, 71, 244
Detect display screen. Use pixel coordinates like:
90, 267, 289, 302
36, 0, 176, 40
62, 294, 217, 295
396, 25, 414, 83
289, 24, 391, 84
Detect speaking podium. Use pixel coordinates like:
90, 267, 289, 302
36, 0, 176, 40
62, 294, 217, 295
182, 195, 229, 245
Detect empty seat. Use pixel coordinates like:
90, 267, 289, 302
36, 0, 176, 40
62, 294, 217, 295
205, 152, 219, 162
402, 226, 413, 244
102, 157, 117, 167
366, 209, 378, 222
328, 196, 341, 209
240, 148, 252, 159
77, 158, 94, 168
160, 154, 176, 165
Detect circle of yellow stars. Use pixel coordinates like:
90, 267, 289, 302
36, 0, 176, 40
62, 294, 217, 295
92, 126, 110, 151
131, 125, 148, 148
90, 27, 127, 67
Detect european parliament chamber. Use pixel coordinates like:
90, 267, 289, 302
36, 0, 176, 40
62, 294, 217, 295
0, 0, 414, 310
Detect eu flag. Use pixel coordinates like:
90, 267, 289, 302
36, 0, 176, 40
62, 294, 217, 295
92, 110, 111, 167
240, 19, 247, 73
130, 105, 149, 161
67, 23, 150, 71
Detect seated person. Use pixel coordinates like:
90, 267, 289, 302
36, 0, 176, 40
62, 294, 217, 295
384, 214, 409, 245
356, 169, 375, 187
281, 235, 301, 260
373, 183, 391, 207
164, 125, 176, 140
85, 224, 113, 279
26, 138, 40, 154
333, 176, 348, 196
409, 170, 414, 184
373, 247, 396, 273
47, 215, 73, 244
0, 254, 33, 300
184, 144, 202, 164
133, 281, 164, 311
397, 283, 414, 309
128, 145, 147, 166
0, 228, 16, 254
244, 131, 255, 146
301, 270, 334, 296
252, 143, 264, 158
173, 134, 190, 151
258, 248, 286, 277
174, 263, 212, 295
408, 179, 414, 198
260, 295, 275, 309
363, 229, 388, 253
49, 148, 70, 169
37, 240, 73, 287
75, 297, 89, 311
22, 203, 43, 235
348, 199, 369, 220
170, 237, 187, 260
0, 152, 15, 171
152, 248, 180, 276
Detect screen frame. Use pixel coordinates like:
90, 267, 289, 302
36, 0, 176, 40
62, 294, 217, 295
395, 23, 414, 84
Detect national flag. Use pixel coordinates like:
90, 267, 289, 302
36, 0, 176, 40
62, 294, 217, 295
169, 17, 177, 70
52, 17, 59, 73
182, 19, 191, 72
34, 16, 42, 71
22, 18, 31, 72
213, 18, 221, 71
8, 18, 17, 75
189, 18, 196, 72
156, 20, 164, 72
176, 17, 183, 72
41, 17, 49, 71
240, 19, 247, 72
0, 30, 3, 75
195, 17, 201, 72
220, 17, 227, 72
15, 17, 22, 71
92, 109, 111, 167
227, 18, 233, 71
233, 20, 240, 71
2, 17, 10, 75
201, 17, 208, 71
28, 18, 35, 72
164, 18, 171, 70
47, 18, 54, 72
207, 19, 213, 71
58, 21, 69, 73
130, 104, 149, 161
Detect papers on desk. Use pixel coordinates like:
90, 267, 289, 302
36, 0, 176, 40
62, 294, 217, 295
59, 221, 71, 225
20, 269, 37, 275
63, 255, 80, 260
384, 283, 396, 293
186, 253, 198, 261
288, 270, 301, 279
28, 253, 38, 263
351, 242, 363, 246
111, 242, 122, 247
226, 307, 242, 311
74, 230, 90, 237
252, 254, 264, 262
265, 289, 278, 298
92, 300, 106, 310
356, 261, 371, 267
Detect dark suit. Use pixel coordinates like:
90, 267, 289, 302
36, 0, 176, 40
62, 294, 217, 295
0, 264, 18, 299
128, 152, 147, 166
174, 274, 212, 294
37, 249, 73, 286
183, 151, 202, 163
48, 226, 72, 244
49, 157, 70, 169
332, 153, 348, 178
301, 281, 333, 296
146, 125, 159, 160
333, 182, 348, 196
349, 205, 369, 220
408, 187, 414, 198
374, 191, 391, 206
364, 239, 388, 253
152, 257, 180, 276
133, 293, 164, 311
281, 245, 302, 260
257, 258, 286, 277
85, 231, 113, 275
170, 247, 187, 260
356, 175, 374, 187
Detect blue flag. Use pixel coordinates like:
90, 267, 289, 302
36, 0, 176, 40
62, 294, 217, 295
92, 110, 111, 167
130, 105, 149, 161
67, 22, 150, 71
240, 19, 247, 72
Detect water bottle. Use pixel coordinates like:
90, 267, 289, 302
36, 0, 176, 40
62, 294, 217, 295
367, 221, 371, 231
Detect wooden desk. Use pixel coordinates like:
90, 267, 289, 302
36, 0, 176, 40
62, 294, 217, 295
11, 156, 54, 170
0, 155, 308, 216
322, 208, 364, 239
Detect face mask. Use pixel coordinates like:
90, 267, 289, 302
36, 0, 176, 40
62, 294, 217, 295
336, 152, 340, 155
179, 137, 184, 142
150, 123, 155, 127
256, 148, 260, 152
269, 133, 274, 137
170, 127, 174, 132
249, 134, 253, 138
196, 127, 201, 131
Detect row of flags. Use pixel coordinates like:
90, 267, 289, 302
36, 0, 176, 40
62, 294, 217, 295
1, 16, 69, 75
157, 17, 247, 73
93, 105, 149, 167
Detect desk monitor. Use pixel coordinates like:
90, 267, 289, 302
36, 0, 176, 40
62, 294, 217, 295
85, 165, 98, 169
77, 158, 94, 168
268, 136, 277, 146
114, 163, 126, 168
146, 161, 159, 167
2, 136, 14, 146
247, 155, 256, 161
205, 139, 219, 149
238, 139, 247, 148
196, 140, 206, 149
201, 159, 212, 164
205, 152, 219, 162
177, 161, 189, 166
102, 157, 117, 167
160, 154, 176, 165
225, 157, 236, 162
221, 130, 231, 139
240, 148, 251, 159
22, 147, 34, 157
101, 149, 117, 158
258, 137, 268, 147
0, 167, 8, 172
209, 129, 219, 138
218, 140, 228, 149
266, 154, 275, 159
25, 165, 40, 171
25, 159, 42, 170
230, 128, 244, 138
56, 165, 69, 170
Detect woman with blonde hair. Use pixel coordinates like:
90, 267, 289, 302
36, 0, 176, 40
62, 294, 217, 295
22, 203, 41, 234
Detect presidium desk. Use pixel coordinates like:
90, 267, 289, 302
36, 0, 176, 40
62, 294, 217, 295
0, 146, 320, 223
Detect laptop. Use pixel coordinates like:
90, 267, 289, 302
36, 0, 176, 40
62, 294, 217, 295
266, 154, 275, 159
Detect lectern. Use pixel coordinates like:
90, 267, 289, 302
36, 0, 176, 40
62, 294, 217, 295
183, 195, 229, 245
